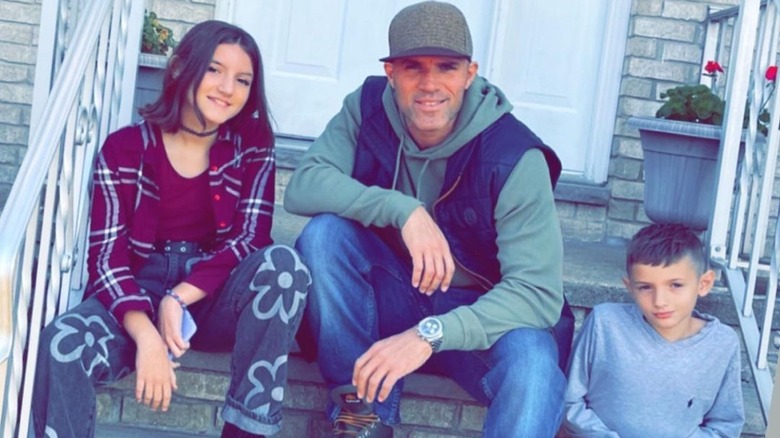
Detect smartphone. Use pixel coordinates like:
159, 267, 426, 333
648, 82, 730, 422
169, 309, 197, 360
181, 308, 197, 342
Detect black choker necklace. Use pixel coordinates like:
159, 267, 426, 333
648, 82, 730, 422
180, 124, 219, 137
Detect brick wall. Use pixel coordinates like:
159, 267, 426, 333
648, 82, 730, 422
606, 0, 741, 241
0, 0, 40, 211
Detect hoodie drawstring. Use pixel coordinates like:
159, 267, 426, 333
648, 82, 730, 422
391, 141, 404, 191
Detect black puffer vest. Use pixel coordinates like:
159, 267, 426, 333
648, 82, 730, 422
352, 76, 561, 288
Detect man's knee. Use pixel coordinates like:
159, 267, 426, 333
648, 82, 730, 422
490, 328, 562, 386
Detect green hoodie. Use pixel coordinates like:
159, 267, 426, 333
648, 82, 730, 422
284, 75, 563, 351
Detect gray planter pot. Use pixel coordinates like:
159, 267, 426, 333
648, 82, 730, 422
627, 117, 725, 231
132, 53, 169, 123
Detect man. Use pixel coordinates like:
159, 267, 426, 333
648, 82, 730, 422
285, 2, 572, 436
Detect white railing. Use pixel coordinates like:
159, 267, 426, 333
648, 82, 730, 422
707, 0, 779, 426
0, 0, 143, 436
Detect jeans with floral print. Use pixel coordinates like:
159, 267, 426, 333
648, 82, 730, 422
32, 244, 310, 438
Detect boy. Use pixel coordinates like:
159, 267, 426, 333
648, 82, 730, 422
562, 223, 744, 437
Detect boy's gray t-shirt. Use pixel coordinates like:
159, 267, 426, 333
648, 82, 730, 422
563, 302, 744, 438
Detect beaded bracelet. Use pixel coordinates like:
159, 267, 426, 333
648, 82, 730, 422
165, 289, 187, 309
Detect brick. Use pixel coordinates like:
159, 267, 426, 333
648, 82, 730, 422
0, 164, 16, 185
620, 96, 662, 119
399, 398, 457, 427
0, 183, 9, 210
0, 144, 23, 164
0, 2, 41, 25
96, 391, 121, 423
615, 136, 644, 160
631, 0, 663, 16
559, 217, 607, 242
608, 199, 637, 221
0, 63, 30, 82
662, 1, 709, 21
633, 17, 698, 43
0, 124, 28, 145
626, 57, 692, 82
609, 156, 642, 180
662, 41, 702, 63
0, 41, 36, 64
611, 179, 644, 201
276, 414, 313, 438
174, 369, 230, 401
606, 220, 646, 240
575, 204, 607, 222
284, 383, 328, 411
624, 37, 657, 58
0, 21, 35, 45
0, 103, 23, 124
555, 200, 577, 218
120, 396, 216, 431
154, 0, 214, 24
0, 82, 33, 104
621, 77, 654, 99
459, 404, 486, 431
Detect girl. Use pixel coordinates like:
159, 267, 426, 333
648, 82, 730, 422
32, 20, 309, 438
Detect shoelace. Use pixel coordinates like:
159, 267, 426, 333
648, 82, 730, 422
332, 411, 381, 436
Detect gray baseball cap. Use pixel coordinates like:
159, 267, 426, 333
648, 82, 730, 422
380, 1, 473, 62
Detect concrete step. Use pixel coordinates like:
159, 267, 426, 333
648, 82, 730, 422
92, 208, 772, 437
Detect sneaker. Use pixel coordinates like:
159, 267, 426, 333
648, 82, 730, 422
329, 384, 393, 437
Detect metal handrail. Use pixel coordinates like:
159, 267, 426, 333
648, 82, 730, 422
0, 0, 142, 435
706, 0, 778, 426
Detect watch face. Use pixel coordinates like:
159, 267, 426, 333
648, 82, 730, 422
419, 317, 442, 338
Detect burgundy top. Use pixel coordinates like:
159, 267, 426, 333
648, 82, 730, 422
86, 120, 275, 323
155, 144, 215, 243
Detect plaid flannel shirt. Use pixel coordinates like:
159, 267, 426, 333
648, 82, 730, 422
87, 120, 275, 324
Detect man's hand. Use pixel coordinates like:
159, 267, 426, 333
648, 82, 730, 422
352, 327, 432, 403
401, 206, 455, 294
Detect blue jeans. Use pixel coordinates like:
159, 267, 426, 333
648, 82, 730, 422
295, 214, 566, 438
32, 244, 310, 437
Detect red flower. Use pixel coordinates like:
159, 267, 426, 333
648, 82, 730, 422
766, 65, 778, 81
704, 60, 724, 74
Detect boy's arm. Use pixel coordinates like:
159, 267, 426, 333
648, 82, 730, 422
689, 342, 745, 437
562, 311, 620, 438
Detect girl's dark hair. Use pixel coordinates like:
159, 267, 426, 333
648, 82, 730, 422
626, 223, 708, 276
139, 20, 272, 145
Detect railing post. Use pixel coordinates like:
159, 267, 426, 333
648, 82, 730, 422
709, 0, 762, 263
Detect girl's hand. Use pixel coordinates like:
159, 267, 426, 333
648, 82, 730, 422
123, 312, 178, 412
134, 328, 178, 411
158, 295, 188, 358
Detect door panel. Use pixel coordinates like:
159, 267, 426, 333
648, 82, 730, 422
226, 0, 628, 183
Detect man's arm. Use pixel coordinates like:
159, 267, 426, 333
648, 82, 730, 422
284, 86, 421, 228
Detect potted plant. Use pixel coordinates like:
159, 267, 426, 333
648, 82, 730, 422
134, 10, 177, 122
627, 61, 771, 230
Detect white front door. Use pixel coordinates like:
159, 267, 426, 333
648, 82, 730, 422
220, 0, 629, 183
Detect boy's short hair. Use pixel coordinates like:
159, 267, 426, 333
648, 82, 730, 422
626, 223, 708, 276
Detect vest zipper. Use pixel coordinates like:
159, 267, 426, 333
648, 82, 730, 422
432, 175, 493, 292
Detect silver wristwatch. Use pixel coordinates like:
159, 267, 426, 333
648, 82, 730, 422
417, 316, 443, 353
